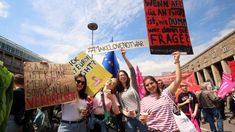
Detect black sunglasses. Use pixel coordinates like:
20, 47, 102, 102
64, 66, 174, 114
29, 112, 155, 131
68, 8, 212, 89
76, 80, 85, 85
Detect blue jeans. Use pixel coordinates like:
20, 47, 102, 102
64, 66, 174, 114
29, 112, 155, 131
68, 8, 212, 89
5, 115, 23, 132
125, 117, 147, 132
203, 108, 224, 132
58, 120, 86, 132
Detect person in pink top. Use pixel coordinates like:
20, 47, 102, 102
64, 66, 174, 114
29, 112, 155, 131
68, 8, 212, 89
90, 78, 120, 132
139, 51, 182, 132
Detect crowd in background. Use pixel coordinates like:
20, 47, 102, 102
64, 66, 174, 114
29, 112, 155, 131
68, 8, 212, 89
1, 48, 235, 132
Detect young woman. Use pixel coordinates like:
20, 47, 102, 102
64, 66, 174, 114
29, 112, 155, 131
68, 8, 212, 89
116, 48, 147, 132
58, 74, 88, 132
139, 51, 182, 132
90, 78, 120, 132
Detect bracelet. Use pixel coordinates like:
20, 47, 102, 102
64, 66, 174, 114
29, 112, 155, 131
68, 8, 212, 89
174, 60, 180, 64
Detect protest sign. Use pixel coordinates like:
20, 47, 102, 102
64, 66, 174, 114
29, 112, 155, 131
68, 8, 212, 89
24, 62, 77, 110
144, 0, 193, 54
86, 39, 148, 54
69, 52, 112, 96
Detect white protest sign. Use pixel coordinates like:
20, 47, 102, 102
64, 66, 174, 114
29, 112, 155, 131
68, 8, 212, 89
86, 39, 149, 54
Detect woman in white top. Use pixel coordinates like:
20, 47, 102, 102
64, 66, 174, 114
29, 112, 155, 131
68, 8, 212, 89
58, 74, 88, 132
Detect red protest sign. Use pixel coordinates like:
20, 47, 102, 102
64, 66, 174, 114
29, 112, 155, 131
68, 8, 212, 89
24, 62, 78, 110
144, 0, 193, 54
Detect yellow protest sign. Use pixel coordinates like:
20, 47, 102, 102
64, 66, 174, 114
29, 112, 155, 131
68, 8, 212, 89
24, 62, 77, 110
68, 52, 112, 96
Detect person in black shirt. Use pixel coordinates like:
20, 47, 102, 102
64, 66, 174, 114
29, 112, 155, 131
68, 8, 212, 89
6, 74, 34, 132
6, 74, 25, 132
178, 82, 199, 121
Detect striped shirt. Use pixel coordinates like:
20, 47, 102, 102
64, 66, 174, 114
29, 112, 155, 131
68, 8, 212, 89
140, 88, 178, 131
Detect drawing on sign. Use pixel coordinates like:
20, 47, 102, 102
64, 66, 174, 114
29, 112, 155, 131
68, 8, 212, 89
68, 52, 112, 96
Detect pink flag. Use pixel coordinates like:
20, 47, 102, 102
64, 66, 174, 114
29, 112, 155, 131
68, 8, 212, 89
136, 66, 145, 99
217, 72, 235, 99
228, 61, 235, 81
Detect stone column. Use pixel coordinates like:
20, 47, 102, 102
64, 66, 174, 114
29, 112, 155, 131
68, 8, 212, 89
221, 60, 231, 74
211, 64, 221, 86
196, 71, 204, 84
203, 68, 212, 81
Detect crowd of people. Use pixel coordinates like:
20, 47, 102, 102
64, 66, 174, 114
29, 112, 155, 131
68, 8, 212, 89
2, 48, 235, 132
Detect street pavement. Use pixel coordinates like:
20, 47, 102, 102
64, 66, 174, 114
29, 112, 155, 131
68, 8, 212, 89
200, 112, 235, 132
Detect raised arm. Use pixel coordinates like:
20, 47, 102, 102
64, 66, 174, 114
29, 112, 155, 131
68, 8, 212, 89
120, 48, 138, 92
168, 51, 182, 95
121, 48, 133, 69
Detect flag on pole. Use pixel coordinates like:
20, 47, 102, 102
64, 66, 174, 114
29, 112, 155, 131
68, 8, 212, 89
0, 61, 13, 131
102, 51, 120, 77
136, 65, 145, 99
217, 72, 235, 99
228, 61, 235, 81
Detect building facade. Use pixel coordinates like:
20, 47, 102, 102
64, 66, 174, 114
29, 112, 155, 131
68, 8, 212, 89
181, 30, 235, 86
0, 36, 48, 74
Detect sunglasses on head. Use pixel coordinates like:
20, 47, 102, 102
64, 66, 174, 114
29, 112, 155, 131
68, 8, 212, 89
76, 80, 85, 85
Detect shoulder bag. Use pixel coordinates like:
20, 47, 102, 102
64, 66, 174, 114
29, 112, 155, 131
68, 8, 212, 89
166, 94, 197, 132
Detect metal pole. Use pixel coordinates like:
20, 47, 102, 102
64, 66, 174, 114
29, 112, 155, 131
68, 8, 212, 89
88, 23, 98, 58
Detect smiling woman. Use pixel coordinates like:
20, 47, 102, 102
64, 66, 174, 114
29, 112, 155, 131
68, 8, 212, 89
140, 51, 182, 132
57, 74, 88, 132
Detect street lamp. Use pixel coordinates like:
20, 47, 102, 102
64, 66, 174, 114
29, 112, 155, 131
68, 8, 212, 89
87, 22, 98, 58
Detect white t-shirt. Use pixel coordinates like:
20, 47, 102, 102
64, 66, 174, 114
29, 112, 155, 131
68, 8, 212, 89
61, 99, 87, 121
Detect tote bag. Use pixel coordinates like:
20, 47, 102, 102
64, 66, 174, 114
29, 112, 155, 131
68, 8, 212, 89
165, 94, 197, 132
173, 109, 197, 132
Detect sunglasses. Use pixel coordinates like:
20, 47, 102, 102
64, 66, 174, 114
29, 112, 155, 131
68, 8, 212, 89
76, 80, 85, 85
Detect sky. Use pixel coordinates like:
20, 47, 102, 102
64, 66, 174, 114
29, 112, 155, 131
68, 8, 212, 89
0, 0, 235, 76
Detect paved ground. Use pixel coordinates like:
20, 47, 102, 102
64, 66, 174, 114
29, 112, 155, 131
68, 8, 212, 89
201, 112, 235, 132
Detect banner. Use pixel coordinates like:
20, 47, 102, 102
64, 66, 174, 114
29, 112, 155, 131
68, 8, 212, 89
24, 62, 78, 110
217, 73, 235, 99
143, 0, 193, 54
136, 66, 145, 99
86, 39, 148, 54
154, 72, 200, 101
228, 61, 235, 81
69, 52, 112, 96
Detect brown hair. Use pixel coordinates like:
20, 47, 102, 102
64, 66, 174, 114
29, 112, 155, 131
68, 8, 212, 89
14, 74, 24, 85
74, 74, 87, 99
199, 82, 207, 90
143, 76, 161, 96
116, 70, 130, 92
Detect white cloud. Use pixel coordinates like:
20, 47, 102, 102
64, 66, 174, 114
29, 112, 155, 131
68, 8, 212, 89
0, 0, 8, 17
19, 0, 144, 64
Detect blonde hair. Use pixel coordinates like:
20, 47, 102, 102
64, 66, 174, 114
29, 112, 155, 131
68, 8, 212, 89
199, 82, 208, 90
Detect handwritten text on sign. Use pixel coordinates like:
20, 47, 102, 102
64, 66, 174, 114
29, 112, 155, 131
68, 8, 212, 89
144, 0, 193, 54
86, 39, 148, 54
24, 62, 77, 110
69, 52, 112, 96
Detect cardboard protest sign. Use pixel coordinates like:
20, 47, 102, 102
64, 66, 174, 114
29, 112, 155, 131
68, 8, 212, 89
144, 0, 193, 54
86, 39, 148, 54
68, 52, 112, 96
24, 62, 77, 110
